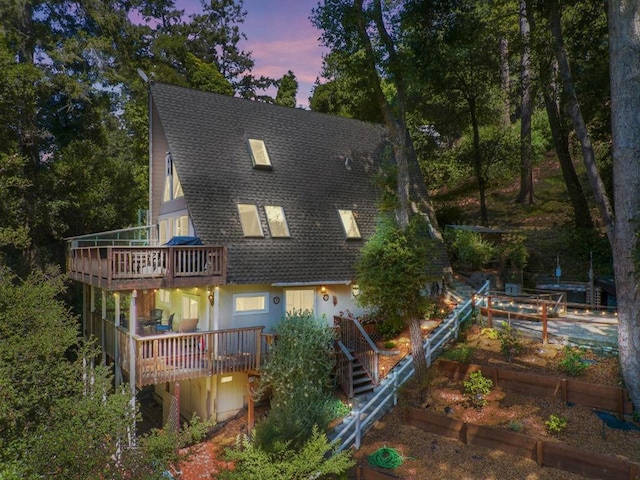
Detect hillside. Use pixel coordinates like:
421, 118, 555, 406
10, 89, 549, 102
430, 155, 612, 287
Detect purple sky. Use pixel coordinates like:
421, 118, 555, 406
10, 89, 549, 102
178, 0, 326, 107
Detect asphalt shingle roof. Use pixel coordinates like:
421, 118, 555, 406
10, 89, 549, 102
150, 83, 449, 285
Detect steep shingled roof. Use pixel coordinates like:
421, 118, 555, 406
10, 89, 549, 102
150, 83, 449, 285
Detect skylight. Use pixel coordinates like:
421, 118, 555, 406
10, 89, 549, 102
338, 209, 361, 239
237, 204, 264, 237
264, 206, 290, 237
248, 139, 272, 168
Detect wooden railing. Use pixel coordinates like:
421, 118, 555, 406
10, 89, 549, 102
335, 340, 355, 398
334, 316, 379, 386
67, 245, 226, 289
86, 319, 265, 387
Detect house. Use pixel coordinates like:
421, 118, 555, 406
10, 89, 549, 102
66, 82, 451, 425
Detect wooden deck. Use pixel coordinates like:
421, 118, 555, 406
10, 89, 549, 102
89, 315, 269, 387
67, 245, 226, 290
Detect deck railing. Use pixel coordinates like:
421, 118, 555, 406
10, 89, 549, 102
67, 245, 226, 289
86, 318, 265, 387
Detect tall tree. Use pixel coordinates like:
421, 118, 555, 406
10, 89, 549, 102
312, 0, 443, 378
275, 70, 298, 107
515, 0, 534, 204
608, 0, 640, 410
548, 0, 614, 243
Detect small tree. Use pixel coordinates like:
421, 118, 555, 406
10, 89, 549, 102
356, 215, 438, 378
253, 311, 336, 452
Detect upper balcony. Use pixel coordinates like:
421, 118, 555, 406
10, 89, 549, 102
66, 226, 226, 291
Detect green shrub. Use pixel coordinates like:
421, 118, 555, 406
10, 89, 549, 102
447, 229, 497, 270
221, 426, 354, 480
545, 414, 568, 436
497, 322, 523, 362
253, 310, 336, 452
559, 346, 589, 377
442, 345, 475, 363
508, 420, 523, 433
481, 327, 499, 340
499, 234, 529, 270
376, 314, 405, 339
463, 371, 493, 409
383, 340, 397, 349
326, 398, 351, 421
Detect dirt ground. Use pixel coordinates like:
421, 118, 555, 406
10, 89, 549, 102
176, 324, 637, 479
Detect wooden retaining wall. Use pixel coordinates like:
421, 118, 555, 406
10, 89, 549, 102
356, 360, 637, 480
437, 359, 633, 416
404, 408, 640, 480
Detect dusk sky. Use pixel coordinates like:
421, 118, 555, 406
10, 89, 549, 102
178, 0, 326, 107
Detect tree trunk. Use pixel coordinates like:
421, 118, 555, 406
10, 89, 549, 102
469, 98, 488, 226
499, 37, 511, 127
409, 316, 427, 379
541, 61, 593, 229
549, 0, 614, 244
608, 0, 640, 410
516, 0, 534, 204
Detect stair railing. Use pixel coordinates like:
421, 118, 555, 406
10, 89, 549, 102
334, 316, 380, 385
335, 340, 355, 398
332, 280, 491, 452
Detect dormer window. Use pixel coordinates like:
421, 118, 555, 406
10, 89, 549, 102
264, 206, 290, 237
338, 209, 361, 239
163, 151, 183, 202
237, 204, 264, 237
248, 139, 272, 169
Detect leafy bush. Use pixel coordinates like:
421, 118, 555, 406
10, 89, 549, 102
446, 229, 497, 270
442, 345, 475, 363
326, 398, 351, 421
499, 234, 529, 270
545, 414, 568, 436
508, 420, 523, 433
221, 427, 354, 480
559, 346, 589, 377
481, 327, 499, 340
463, 371, 493, 409
497, 322, 523, 362
253, 310, 336, 452
376, 313, 405, 339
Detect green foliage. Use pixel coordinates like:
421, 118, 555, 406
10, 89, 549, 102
326, 398, 351, 421
275, 70, 298, 108
545, 414, 568, 436
446, 229, 497, 270
463, 371, 493, 409
442, 345, 475, 363
254, 311, 336, 452
376, 314, 406, 339
356, 215, 437, 325
559, 346, 589, 377
508, 420, 523, 433
497, 322, 523, 362
481, 327, 499, 340
499, 234, 529, 270
221, 426, 354, 480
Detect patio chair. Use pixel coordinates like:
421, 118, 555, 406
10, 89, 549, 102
150, 308, 163, 324
156, 313, 174, 332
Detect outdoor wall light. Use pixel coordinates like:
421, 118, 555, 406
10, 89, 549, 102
208, 290, 214, 306
351, 284, 360, 297
320, 285, 327, 294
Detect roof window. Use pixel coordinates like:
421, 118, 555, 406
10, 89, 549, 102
264, 206, 290, 237
248, 139, 272, 169
338, 209, 361, 239
237, 204, 264, 237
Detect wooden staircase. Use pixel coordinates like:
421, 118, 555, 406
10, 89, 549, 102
351, 355, 376, 397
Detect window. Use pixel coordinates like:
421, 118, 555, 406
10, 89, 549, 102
233, 293, 269, 315
181, 294, 199, 319
163, 152, 184, 202
264, 206, 290, 237
285, 289, 315, 313
338, 209, 362, 239
237, 204, 264, 237
158, 289, 170, 304
159, 215, 190, 243
248, 139, 272, 168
